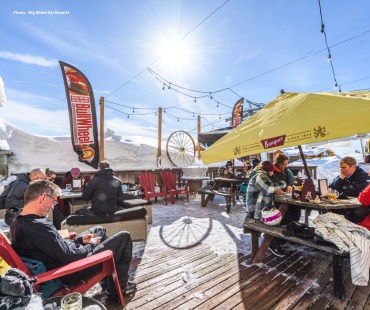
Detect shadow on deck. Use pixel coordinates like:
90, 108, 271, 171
119, 246, 368, 309
85, 196, 370, 309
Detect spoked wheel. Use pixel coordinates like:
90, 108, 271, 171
166, 130, 195, 167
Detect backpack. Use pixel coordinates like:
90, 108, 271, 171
0, 268, 36, 309
0, 181, 16, 210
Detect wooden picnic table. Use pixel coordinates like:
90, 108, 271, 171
274, 195, 362, 225
244, 195, 362, 300
59, 189, 83, 200
198, 177, 247, 213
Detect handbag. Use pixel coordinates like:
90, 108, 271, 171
5, 207, 22, 226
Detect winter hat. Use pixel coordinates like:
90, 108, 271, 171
252, 158, 260, 166
71, 167, 81, 178
262, 161, 275, 173
226, 160, 232, 166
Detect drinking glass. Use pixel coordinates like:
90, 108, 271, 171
66, 184, 72, 192
61, 292, 82, 310
327, 188, 338, 201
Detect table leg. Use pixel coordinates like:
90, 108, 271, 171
253, 234, 274, 263
226, 197, 231, 213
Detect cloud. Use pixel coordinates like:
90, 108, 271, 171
0, 51, 58, 67
0, 76, 6, 107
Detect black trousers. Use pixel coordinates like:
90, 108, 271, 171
62, 226, 132, 295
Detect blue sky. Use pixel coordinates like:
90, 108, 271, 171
1, 0, 370, 145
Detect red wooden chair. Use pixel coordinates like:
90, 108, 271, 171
138, 173, 167, 205
0, 232, 125, 306
161, 172, 189, 204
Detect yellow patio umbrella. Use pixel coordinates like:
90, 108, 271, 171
201, 91, 370, 174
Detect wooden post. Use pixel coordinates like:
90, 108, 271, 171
157, 107, 162, 167
99, 96, 104, 162
197, 115, 201, 160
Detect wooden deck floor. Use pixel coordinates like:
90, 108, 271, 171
95, 242, 370, 310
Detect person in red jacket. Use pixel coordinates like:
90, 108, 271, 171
357, 184, 370, 230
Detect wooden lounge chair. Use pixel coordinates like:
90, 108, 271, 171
0, 231, 125, 306
138, 173, 167, 205
161, 172, 189, 204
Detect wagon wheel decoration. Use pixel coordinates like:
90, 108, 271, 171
166, 130, 196, 167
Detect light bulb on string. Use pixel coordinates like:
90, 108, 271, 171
132, 108, 135, 113
127, 115, 130, 119
193, 112, 195, 117
327, 54, 331, 62
194, 97, 196, 103
219, 114, 221, 119
168, 83, 171, 90
177, 118, 179, 122
162, 83, 165, 91
217, 102, 219, 108
210, 92, 213, 99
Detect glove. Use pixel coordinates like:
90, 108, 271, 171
282, 221, 314, 239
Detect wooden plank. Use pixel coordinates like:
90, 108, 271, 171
127, 251, 251, 309
273, 251, 333, 310
345, 284, 370, 310
148, 254, 255, 309
129, 252, 232, 308
252, 250, 329, 310
209, 251, 306, 310
289, 263, 338, 309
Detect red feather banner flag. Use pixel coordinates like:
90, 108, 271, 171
232, 98, 244, 127
59, 61, 99, 169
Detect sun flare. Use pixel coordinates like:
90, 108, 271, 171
160, 39, 191, 69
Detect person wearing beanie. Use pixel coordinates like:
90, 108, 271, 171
246, 159, 286, 224
270, 154, 300, 257
217, 160, 234, 178
252, 158, 261, 169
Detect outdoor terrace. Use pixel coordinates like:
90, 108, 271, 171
84, 194, 370, 310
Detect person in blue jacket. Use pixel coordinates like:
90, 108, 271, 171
329, 156, 370, 223
329, 156, 370, 197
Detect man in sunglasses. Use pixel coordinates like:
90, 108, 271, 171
10, 179, 136, 300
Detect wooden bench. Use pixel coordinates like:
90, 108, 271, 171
243, 217, 348, 300
198, 188, 241, 213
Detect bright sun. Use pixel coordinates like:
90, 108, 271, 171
158, 36, 195, 73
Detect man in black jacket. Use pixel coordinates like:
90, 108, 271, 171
5, 168, 46, 210
329, 156, 370, 197
329, 156, 370, 223
80, 161, 125, 215
10, 179, 136, 300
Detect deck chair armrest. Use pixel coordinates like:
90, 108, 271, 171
34, 250, 114, 284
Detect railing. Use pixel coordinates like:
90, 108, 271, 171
54, 164, 317, 188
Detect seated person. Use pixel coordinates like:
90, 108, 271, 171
357, 183, 370, 230
10, 179, 136, 300
78, 161, 125, 216
329, 156, 370, 223
246, 161, 286, 220
217, 160, 234, 179
45, 168, 65, 229
60, 171, 72, 189
246, 161, 287, 257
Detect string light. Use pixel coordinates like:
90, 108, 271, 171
168, 83, 171, 90
194, 98, 196, 103
162, 83, 165, 91
210, 92, 213, 99
132, 108, 135, 113
317, 0, 341, 92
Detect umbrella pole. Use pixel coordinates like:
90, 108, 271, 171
298, 145, 311, 179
